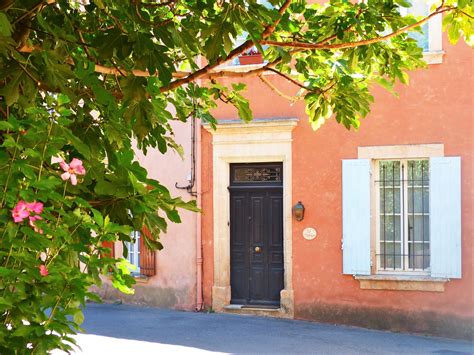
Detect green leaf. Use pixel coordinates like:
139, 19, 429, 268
447, 22, 461, 45
166, 210, 181, 223
30, 176, 62, 190
0, 68, 23, 106
0, 13, 12, 36
73, 310, 84, 325
91, 208, 104, 227
394, 0, 412, 8
0, 121, 14, 130
95, 181, 117, 195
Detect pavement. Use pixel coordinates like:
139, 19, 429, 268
64, 303, 473, 354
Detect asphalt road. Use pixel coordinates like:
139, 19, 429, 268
64, 303, 473, 354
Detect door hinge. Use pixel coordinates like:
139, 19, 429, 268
341, 239, 344, 250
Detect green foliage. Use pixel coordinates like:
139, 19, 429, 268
0, 0, 471, 353
0, 101, 196, 352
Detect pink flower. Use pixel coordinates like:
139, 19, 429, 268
29, 215, 43, 234
12, 201, 30, 223
26, 202, 43, 214
12, 201, 43, 223
11, 201, 44, 233
60, 158, 86, 185
39, 265, 48, 277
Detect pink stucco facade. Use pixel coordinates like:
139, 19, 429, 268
99, 120, 198, 310
201, 36, 473, 338
97, 21, 472, 339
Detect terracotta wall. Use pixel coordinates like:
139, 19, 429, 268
201, 37, 473, 336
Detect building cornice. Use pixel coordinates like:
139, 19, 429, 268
203, 117, 299, 136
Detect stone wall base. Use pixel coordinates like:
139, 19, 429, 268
211, 286, 231, 312
296, 302, 473, 340
92, 282, 195, 311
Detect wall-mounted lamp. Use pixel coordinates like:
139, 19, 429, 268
292, 201, 305, 221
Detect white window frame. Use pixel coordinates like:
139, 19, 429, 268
358, 144, 444, 276
374, 158, 430, 275
400, 0, 443, 64
125, 231, 140, 274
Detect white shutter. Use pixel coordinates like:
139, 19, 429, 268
342, 159, 371, 275
430, 157, 462, 278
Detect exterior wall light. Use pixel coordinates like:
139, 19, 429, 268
292, 201, 305, 221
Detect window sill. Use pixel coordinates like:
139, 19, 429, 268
214, 61, 282, 76
216, 62, 267, 71
423, 50, 444, 64
131, 274, 149, 284
354, 275, 448, 292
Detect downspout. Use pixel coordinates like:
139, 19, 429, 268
174, 111, 203, 310
195, 64, 204, 312
195, 115, 203, 311
175, 113, 196, 196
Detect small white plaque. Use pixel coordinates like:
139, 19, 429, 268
303, 227, 317, 240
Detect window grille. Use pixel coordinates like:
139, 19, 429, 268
231, 163, 283, 185
377, 160, 430, 272
234, 166, 281, 183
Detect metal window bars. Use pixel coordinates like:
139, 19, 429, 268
377, 160, 430, 272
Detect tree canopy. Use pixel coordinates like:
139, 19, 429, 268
0, 0, 472, 352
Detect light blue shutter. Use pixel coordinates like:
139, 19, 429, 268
342, 159, 371, 275
430, 157, 462, 278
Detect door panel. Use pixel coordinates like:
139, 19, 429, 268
230, 193, 249, 304
230, 180, 284, 306
250, 195, 264, 246
267, 192, 284, 304
250, 267, 265, 301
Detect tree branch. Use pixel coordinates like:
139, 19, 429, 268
16, 43, 276, 80
458, 9, 474, 19
260, 7, 452, 50
258, 75, 301, 102
158, 0, 293, 93
12, 0, 55, 26
133, 2, 176, 27
140, 0, 176, 8
14, 1, 461, 94
266, 67, 310, 92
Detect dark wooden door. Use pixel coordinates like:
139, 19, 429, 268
229, 163, 284, 307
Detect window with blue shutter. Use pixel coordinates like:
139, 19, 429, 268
342, 155, 462, 280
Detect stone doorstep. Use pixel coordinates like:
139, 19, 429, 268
223, 304, 291, 319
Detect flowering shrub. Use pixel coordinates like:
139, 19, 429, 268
0, 95, 198, 353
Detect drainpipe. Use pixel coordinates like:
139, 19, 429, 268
195, 115, 203, 311
173, 108, 202, 310
175, 113, 197, 196
195, 57, 204, 311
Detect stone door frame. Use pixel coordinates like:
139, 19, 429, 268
204, 118, 297, 317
